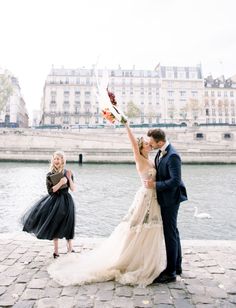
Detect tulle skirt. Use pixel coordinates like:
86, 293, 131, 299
21, 190, 75, 240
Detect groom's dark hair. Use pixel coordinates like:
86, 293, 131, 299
147, 129, 166, 142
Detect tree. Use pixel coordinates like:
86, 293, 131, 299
167, 105, 177, 123
126, 101, 140, 118
0, 73, 13, 112
181, 98, 202, 123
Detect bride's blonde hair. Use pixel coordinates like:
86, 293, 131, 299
49, 151, 66, 173
137, 137, 146, 158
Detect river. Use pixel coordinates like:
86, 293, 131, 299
0, 162, 235, 240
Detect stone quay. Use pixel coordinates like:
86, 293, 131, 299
0, 233, 236, 308
0, 125, 236, 163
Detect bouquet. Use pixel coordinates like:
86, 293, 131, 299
102, 89, 127, 124
96, 69, 127, 125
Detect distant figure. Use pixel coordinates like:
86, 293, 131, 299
194, 207, 212, 219
21, 151, 76, 258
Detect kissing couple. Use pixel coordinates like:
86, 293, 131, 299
48, 121, 188, 287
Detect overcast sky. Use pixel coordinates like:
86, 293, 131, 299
0, 0, 236, 118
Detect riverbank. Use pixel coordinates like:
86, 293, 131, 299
0, 126, 236, 163
0, 233, 236, 307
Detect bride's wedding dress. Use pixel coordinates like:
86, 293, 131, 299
48, 167, 165, 286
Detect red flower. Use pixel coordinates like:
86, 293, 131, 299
107, 89, 117, 106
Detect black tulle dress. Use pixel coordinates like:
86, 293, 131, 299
22, 170, 75, 240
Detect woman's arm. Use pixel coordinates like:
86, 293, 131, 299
52, 177, 68, 193
66, 170, 76, 192
124, 122, 141, 159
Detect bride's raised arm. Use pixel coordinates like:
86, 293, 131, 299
124, 122, 141, 160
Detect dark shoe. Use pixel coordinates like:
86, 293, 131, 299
67, 249, 75, 253
53, 253, 59, 259
176, 268, 182, 275
152, 273, 176, 284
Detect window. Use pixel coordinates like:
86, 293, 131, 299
168, 91, 174, 97
63, 115, 69, 124
196, 133, 204, 139
206, 109, 209, 116
211, 91, 215, 97
50, 103, 56, 112
74, 102, 80, 113
84, 101, 91, 113
224, 133, 231, 139
230, 91, 234, 97
63, 101, 70, 111
51, 91, 56, 101
180, 91, 186, 97
86, 78, 90, 85
51, 117, 55, 125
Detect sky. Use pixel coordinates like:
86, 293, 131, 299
0, 0, 236, 119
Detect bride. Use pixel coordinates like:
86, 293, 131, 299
48, 122, 165, 287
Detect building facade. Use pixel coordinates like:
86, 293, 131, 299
204, 75, 236, 124
155, 64, 204, 125
0, 70, 28, 128
42, 64, 235, 127
40, 66, 161, 127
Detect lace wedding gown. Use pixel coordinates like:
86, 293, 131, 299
48, 167, 165, 286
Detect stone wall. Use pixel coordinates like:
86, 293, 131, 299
0, 126, 236, 163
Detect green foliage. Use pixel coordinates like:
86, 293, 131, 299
126, 101, 140, 118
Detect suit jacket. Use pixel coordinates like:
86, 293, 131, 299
155, 144, 187, 208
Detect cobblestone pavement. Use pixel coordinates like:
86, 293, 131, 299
0, 233, 236, 308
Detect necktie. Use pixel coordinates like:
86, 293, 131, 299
157, 150, 162, 163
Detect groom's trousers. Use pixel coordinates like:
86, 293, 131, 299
160, 203, 182, 275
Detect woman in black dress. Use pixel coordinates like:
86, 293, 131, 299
22, 151, 76, 258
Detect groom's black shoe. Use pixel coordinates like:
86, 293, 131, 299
152, 273, 176, 284
176, 268, 182, 275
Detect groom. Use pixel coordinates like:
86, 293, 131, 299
145, 128, 187, 283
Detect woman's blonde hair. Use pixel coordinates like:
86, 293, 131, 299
137, 137, 144, 155
49, 151, 66, 173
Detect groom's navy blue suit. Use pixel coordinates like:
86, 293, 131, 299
155, 143, 187, 276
